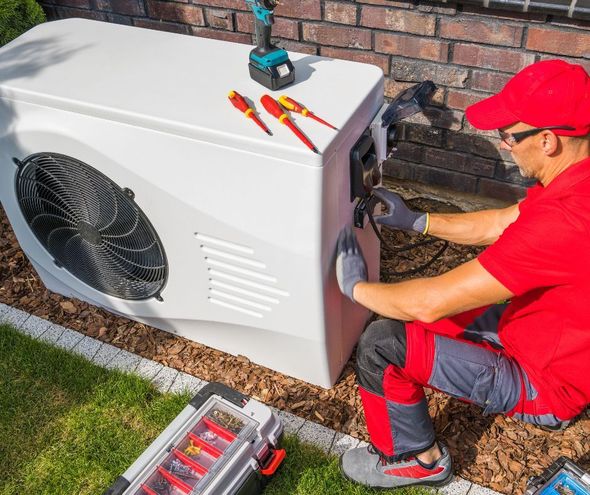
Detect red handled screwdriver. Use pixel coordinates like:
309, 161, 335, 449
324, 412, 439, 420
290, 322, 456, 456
228, 90, 272, 135
260, 94, 319, 154
278, 96, 338, 130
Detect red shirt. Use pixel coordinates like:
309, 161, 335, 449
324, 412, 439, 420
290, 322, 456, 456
478, 157, 590, 420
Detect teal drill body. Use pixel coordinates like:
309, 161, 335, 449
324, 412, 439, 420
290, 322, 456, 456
245, 0, 295, 90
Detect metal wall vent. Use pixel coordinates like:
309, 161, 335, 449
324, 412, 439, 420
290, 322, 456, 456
195, 233, 289, 318
15, 153, 168, 300
440, 0, 589, 20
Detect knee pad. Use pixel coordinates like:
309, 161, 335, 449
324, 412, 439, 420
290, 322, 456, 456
357, 319, 408, 371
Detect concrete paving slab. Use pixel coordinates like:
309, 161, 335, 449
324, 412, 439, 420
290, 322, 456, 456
0, 306, 31, 328
329, 432, 361, 457
135, 357, 164, 381
93, 343, 121, 368
37, 323, 66, 344
19, 315, 52, 339
151, 367, 179, 393
297, 421, 337, 453
440, 477, 473, 495
54, 327, 85, 351
169, 372, 206, 396
272, 408, 306, 435
0, 302, 9, 317
72, 336, 103, 362
106, 349, 142, 374
467, 484, 502, 495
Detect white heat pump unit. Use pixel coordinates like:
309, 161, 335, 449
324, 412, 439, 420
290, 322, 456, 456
0, 19, 391, 388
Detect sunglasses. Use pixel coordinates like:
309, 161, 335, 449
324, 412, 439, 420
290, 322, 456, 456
498, 126, 576, 147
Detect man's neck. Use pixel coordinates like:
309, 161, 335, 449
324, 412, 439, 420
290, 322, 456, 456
539, 148, 590, 187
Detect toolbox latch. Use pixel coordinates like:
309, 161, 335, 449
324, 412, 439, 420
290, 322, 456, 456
259, 448, 286, 476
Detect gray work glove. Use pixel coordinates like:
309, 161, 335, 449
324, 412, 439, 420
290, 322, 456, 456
372, 187, 427, 233
336, 226, 368, 302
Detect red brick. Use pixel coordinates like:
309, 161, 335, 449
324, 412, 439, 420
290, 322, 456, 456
147, 1, 205, 25
446, 89, 484, 111
134, 18, 189, 34
417, 1, 457, 15
414, 165, 478, 193
53, 0, 90, 8
478, 178, 526, 202
463, 120, 500, 138
302, 24, 371, 49
274, 39, 317, 55
235, 13, 299, 39
191, 26, 251, 43
324, 1, 358, 24
385, 79, 445, 105
95, 0, 146, 14
405, 106, 463, 131
402, 123, 445, 147
440, 18, 523, 47
205, 8, 233, 30
424, 148, 495, 177
192, 0, 244, 10
526, 27, 590, 58
469, 70, 512, 93
446, 130, 501, 159
274, 0, 321, 20
452, 44, 535, 73
320, 46, 389, 73
361, 6, 436, 36
391, 60, 469, 88
360, 0, 413, 9
375, 33, 448, 62
383, 159, 416, 181
57, 6, 107, 19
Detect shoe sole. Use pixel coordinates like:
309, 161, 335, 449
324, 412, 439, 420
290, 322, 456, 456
339, 456, 455, 490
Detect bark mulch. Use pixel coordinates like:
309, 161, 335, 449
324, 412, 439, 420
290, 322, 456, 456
1, 198, 588, 494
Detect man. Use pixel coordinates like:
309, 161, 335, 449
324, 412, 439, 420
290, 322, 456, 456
336, 59, 590, 489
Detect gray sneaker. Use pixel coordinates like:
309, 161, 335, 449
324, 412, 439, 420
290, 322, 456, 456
340, 443, 453, 489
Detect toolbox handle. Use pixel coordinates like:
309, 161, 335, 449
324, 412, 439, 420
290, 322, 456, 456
190, 382, 249, 410
260, 448, 286, 476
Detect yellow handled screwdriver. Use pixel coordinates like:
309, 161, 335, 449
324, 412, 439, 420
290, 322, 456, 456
278, 96, 338, 130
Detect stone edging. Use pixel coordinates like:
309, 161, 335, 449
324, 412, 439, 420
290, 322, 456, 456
0, 302, 500, 495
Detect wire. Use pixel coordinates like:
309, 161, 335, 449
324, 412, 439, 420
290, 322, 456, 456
367, 202, 449, 277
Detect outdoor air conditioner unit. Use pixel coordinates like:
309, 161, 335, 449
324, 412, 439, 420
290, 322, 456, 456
0, 19, 389, 388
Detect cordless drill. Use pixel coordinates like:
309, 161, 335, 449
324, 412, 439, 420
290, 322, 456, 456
246, 0, 295, 90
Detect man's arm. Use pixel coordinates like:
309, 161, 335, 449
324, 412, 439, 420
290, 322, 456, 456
352, 258, 514, 322
372, 188, 520, 246
427, 204, 520, 246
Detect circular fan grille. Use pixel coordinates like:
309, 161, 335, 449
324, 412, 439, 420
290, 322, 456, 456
15, 153, 168, 300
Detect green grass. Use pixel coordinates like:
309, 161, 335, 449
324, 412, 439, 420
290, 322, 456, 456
0, 324, 427, 495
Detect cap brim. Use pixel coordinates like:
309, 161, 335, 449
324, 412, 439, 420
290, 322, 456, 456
465, 93, 519, 131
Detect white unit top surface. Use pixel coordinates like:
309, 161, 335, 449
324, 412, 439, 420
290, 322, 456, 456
0, 19, 383, 166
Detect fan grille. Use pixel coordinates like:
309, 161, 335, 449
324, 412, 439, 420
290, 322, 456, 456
15, 153, 168, 300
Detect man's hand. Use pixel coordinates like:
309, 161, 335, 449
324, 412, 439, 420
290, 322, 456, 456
373, 187, 427, 233
336, 226, 367, 301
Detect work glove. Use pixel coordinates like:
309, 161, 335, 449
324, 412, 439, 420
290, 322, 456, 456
336, 226, 368, 302
372, 187, 428, 233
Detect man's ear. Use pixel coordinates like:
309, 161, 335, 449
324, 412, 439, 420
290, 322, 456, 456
540, 130, 559, 155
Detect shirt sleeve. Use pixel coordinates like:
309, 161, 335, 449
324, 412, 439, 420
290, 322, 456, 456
478, 200, 582, 296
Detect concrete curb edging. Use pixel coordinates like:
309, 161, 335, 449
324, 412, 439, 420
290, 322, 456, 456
0, 302, 501, 495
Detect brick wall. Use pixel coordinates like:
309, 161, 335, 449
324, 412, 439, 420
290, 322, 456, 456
39, 0, 590, 202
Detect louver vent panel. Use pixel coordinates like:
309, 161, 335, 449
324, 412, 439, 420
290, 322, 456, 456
195, 233, 288, 318
15, 153, 168, 300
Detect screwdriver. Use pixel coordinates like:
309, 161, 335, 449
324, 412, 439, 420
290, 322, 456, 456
228, 90, 272, 135
260, 95, 319, 154
278, 95, 338, 130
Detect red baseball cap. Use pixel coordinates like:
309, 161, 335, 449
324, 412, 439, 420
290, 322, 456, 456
466, 59, 590, 137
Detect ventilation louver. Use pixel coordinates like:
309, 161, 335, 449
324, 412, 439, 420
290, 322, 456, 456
15, 153, 168, 300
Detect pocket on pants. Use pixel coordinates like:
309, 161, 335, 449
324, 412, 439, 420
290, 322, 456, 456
428, 336, 499, 409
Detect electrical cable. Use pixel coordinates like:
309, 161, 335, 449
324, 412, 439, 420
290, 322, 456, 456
366, 199, 449, 277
